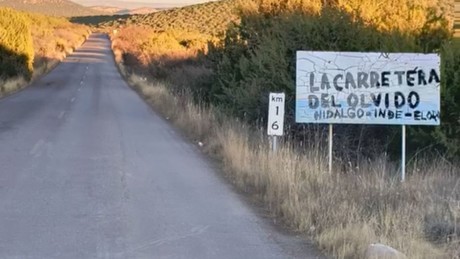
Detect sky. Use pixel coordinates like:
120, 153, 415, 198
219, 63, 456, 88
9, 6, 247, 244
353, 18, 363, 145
73, 0, 216, 8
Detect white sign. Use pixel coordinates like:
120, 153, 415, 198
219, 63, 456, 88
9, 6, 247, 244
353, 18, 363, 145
296, 51, 441, 125
268, 93, 285, 136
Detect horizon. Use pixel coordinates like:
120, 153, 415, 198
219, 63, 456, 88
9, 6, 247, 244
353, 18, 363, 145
72, 0, 216, 8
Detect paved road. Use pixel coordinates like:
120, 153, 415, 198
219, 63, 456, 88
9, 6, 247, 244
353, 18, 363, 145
0, 34, 323, 259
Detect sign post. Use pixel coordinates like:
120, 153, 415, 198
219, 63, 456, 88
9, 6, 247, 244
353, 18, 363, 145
402, 125, 406, 182
296, 51, 441, 179
267, 93, 286, 152
328, 124, 333, 174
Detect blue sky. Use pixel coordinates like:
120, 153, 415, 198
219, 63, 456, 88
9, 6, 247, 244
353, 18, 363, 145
73, 0, 216, 8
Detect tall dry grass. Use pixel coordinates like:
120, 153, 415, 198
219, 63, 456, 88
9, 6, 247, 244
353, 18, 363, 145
115, 60, 460, 258
0, 59, 58, 98
0, 77, 27, 97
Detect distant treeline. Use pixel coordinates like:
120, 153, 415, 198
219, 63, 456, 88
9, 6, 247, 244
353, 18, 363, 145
0, 8, 89, 81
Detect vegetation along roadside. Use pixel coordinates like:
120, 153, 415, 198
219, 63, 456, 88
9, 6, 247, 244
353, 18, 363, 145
0, 7, 90, 98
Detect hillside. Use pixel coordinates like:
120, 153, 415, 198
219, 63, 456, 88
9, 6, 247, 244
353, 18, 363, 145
0, 0, 106, 17
129, 7, 157, 15
90, 6, 123, 14
102, 0, 238, 35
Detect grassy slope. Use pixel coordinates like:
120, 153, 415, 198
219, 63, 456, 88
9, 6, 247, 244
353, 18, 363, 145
0, 0, 105, 17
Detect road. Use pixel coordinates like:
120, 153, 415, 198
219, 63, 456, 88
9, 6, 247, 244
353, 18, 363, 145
0, 34, 323, 259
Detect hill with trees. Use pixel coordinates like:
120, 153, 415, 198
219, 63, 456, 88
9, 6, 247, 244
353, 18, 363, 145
100, 0, 238, 35
0, 0, 106, 17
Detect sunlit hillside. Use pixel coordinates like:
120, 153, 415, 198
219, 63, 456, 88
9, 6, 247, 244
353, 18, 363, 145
0, 0, 106, 17
102, 0, 238, 35
126, 7, 158, 15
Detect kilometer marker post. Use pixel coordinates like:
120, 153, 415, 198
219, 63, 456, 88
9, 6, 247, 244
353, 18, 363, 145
267, 93, 286, 153
273, 136, 278, 152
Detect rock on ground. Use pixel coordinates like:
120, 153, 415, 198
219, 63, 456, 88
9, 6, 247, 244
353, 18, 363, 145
365, 243, 407, 259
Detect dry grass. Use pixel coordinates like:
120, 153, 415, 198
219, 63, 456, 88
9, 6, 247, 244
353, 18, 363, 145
116, 62, 460, 258
0, 77, 27, 97
32, 23, 90, 63
0, 58, 61, 98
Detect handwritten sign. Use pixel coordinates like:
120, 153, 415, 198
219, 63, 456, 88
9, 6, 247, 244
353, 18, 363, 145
296, 51, 441, 125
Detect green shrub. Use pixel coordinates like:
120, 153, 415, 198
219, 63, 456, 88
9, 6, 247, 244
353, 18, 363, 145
410, 41, 460, 158
0, 8, 34, 79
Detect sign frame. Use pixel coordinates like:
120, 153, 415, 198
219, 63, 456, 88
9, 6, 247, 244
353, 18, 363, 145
295, 51, 442, 180
296, 51, 441, 126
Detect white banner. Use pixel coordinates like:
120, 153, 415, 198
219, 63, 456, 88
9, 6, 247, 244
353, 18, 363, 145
296, 51, 441, 125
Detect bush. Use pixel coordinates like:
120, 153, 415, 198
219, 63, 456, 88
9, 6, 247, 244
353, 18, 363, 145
0, 8, 34, 79
415, 41, 460, 158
